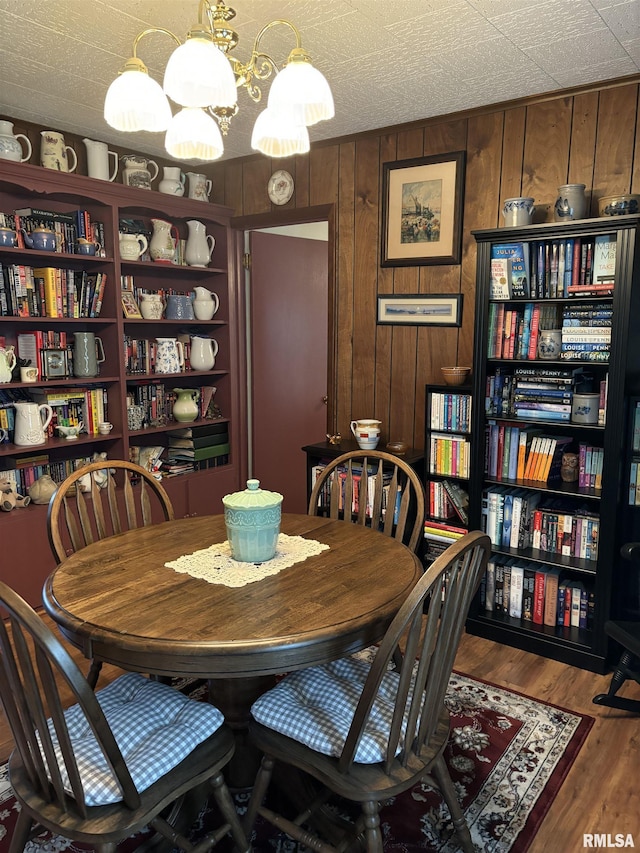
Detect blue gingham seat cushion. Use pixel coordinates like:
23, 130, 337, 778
46, 672, 224, 806
251, 655, 415, 764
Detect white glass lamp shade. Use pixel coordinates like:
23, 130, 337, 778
163, 36, 237, 108
165, 108, 224, 161
268, 55, 334, 126
251, 107, 310, 157
104, 66, 172, 132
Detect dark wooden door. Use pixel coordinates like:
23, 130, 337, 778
249, 231, 328, 513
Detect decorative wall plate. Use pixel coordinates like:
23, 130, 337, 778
268, 170, 294, 205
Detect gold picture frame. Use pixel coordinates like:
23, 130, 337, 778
121, 289, 142, 319
381, 152, 465, 267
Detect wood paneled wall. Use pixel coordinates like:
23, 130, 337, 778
210, 77, 640, 450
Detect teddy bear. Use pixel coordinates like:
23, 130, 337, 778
0, 478, 31, 512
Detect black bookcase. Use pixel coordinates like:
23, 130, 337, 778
467, 214, 640, 673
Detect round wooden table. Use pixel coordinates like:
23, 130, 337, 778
43, 512, 422, 786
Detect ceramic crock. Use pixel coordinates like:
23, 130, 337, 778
222, 479, 283, 563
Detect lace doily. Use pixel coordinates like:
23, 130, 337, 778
165, 533, 330, 588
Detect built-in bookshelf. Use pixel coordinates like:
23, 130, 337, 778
468, 214, 640, 673
0, 159, 242, 607
423, 384, 472, 564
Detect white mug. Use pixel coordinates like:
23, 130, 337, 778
98, 421, 113, 435
20, 365, 38, 382
350, 419, 382, 450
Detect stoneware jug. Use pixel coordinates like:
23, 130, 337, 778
150, 218, 179, 263
172, 388, 200, 423
159, 166, 186, 196
0, 120, 32, 162
155, 338, 185, 374
554, 184, 587, 222
73, 332, 105, 377
121, 154, 158, 190
13, 401, 53, 446
537, 329, 562, 360
190, 335, 218, 371
140, 293, 164, 319
22, 226, 57, 251
350, 418, 382, 450
0, 346, 16, 383
165, 293, 194, 320
192, 286, 219, 320
186, 172, 212, 202
119, 232, 148, 260
185, 220, 215, 267
502, 197, 534, 227
40, 130, 77, 172
0, 227, 17, 247
83, 138, 118, 181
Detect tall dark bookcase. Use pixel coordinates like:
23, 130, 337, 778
467, 214, 640, 673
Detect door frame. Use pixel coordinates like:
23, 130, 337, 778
231, 204, 337, 481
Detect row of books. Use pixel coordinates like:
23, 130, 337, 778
628, 460, 640, 506
310, 461, 401, 522
423, 518, 467, 545
428, 433, 470, 478
125, 384, 217, 427
166, 421, 230, 464
0, 453, 94, 496
486, 367, 607, 424
429, 391, 472, 433
480, 558, 594, 629
427, 478, 469, 525
489, 235, 616, 300
0, 207, 105, 255
0, 263, 107, 318
486, 422, 575, 483
482, 487, 600, 561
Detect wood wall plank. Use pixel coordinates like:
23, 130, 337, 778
522, 98, 572, 222
568, 90, 599, 214
336, 142, 356, 436
592, 83, 639, 200
499, 107, 524, 216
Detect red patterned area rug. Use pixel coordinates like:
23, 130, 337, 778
0, 672, 593, 853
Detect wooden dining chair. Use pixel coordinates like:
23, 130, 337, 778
243, 530, 491, 853
308, 449, 426, 553
47, 459, 175, 687
0, 580, 250, 853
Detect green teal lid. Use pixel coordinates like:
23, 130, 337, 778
222, 479, 283, 510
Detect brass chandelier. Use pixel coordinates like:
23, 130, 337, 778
104, 0, 334, 161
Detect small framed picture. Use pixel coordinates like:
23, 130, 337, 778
121, 290, 142, 319
377, 293, 463, 327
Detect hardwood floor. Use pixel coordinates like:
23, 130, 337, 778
1, 616, 638, 852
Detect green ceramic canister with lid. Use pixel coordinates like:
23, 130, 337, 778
222, 479, 283, 562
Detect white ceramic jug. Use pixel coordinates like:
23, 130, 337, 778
185, 220, 215, 267
119, 232, 148, 260
150, 218, 178, 263
190, 336, 218, 371
159, 166, 186, 196
186, 172, 212, 201
0, 120, 32, 162
83, 138, 118, 181
155, 338, 185, 374
121, 154, 159, 190
192, 286, 219, 320
350, 418, 381, 450
13, 401, 53, 446
0, 346, 16, 383
40, 130, 77, 172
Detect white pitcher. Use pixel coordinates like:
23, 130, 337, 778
350, 418, 381, 450
0, 345, 16, 383
190, 336, 218, 371
83, 138, 118, 181
0, 120, 32, 162
40, 130, 77, 172
119, 232, 148, 260
155, 338, 185, 374
192, 286, 219, 320
149, 218, 178, 263
121, 154, 159, 190
185, 220, 215, 267
13, 401, 53, 446
186, 172, 212, 201
159, 166, 186, 196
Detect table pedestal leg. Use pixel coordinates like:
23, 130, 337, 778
208, 675, 277, 789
